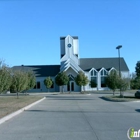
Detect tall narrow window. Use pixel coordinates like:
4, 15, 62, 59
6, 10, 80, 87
51, 81, 54, 88
71, 82, 74, 91
90, 69, 97, 84
67, 83, 70, 91
100, 69, 108, 87
37, 82, 40, 89
34, 82, 40, 89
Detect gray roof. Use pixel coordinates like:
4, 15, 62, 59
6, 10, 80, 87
12, 58, 129, 77
12, 65, 60, 77
79, 57, 129, 71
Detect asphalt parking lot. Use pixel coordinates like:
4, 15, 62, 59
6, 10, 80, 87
0, 93, 140, 140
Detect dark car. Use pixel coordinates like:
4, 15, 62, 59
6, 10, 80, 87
135, 90, 140, 98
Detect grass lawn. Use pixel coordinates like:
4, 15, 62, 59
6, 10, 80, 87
102, 95, 140, 102
0, 96, 43, 119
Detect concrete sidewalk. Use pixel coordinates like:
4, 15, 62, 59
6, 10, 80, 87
0, 94, 140, 140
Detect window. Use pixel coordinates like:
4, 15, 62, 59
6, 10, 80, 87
109, 69, 116, 74
100, 69, 108, 87
71, 82, 74, 91
94, 71, 97, 76
101, 77, 107, 87
104, 70, 107, 75
91, 69, 97, 77
51, 82, 54, 88
101, 69, 107, 76
101, 70, 103, 76
91, 77, 97, 83
37, 82, 40, 89
67, 83, 70, 91
90, 69, 97, 84
34, 82, 40, 89
91, 70, 93, 76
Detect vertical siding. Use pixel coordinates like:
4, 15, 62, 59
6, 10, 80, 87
60, 39, 65, 56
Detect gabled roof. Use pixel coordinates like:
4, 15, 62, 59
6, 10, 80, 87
60, 59, 83, 73
12, 58, 129, 77
79, 57, 129, 71
12, 65, 60, 77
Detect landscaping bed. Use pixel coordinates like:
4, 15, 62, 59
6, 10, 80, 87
0, 96, 43, 119
102, 95, 140, 102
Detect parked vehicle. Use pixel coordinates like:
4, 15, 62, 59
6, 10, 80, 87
135, 90, 140, 98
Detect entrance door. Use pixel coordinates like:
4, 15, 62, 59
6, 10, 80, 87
67, 81, 74, 92
71, 81, 74, 91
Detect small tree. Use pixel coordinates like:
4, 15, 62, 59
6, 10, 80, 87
131, 61, 140, 89
106, 70, 119, 95
135, 61, 140, 77
55, 72, 69, 93
25, 71, 36, 94
130, 77, 140, 89
44, 77, 53, 92
130, 72, 137, 80
0, 68, 12, 93
10, 71, 28, 98
0, 61, 12, 94
90, 80, 97, 90
117, 77, 129, 97
75, 71, 89, 92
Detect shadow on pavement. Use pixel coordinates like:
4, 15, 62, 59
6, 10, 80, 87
135, 109, 140, 113
46, 95, 95, 100
99, 97, 119, 102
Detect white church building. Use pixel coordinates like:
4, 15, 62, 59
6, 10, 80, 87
13, 35, 129, 92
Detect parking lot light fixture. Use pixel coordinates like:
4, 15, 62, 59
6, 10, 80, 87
116, 45, 122, 77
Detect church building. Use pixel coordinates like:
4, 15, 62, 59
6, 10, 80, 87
13, 35, 129, 92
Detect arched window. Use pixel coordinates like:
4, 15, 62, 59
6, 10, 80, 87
100, 69, 108, 87
90, 69, 97, 84
109, 69, 117, 74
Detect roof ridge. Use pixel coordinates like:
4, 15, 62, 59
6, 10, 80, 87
15, 64, 60, 67
80, 57, 124, 59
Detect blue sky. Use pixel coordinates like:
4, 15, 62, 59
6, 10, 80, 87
0, 0, 140, 73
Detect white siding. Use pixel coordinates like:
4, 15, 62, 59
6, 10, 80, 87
60, 40, 65, 56
73, 39, 79, 56
121, 71, 130, 78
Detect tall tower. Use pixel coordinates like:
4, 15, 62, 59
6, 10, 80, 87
60, 35, 82, 73
60, 35, 79, 65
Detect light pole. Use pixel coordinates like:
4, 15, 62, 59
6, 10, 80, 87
116, 45, 122, 77
116, 45, 122, 97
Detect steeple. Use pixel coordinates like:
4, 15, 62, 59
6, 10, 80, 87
60, 35, 79, 61
60, 35, 82, 73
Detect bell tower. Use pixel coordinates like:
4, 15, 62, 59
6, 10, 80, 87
60, 35, 79, 65
60, 35, 83, 73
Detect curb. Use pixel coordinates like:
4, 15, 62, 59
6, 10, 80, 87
0, 97, 46, 125
101, 96, 140, 102
131, 100, 140, 103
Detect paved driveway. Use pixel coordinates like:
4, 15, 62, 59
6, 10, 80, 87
0, 94, 140, 140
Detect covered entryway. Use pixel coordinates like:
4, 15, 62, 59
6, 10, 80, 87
67, 75, 75, 92
66, 74, 80, 92
67, 81, 74, 92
